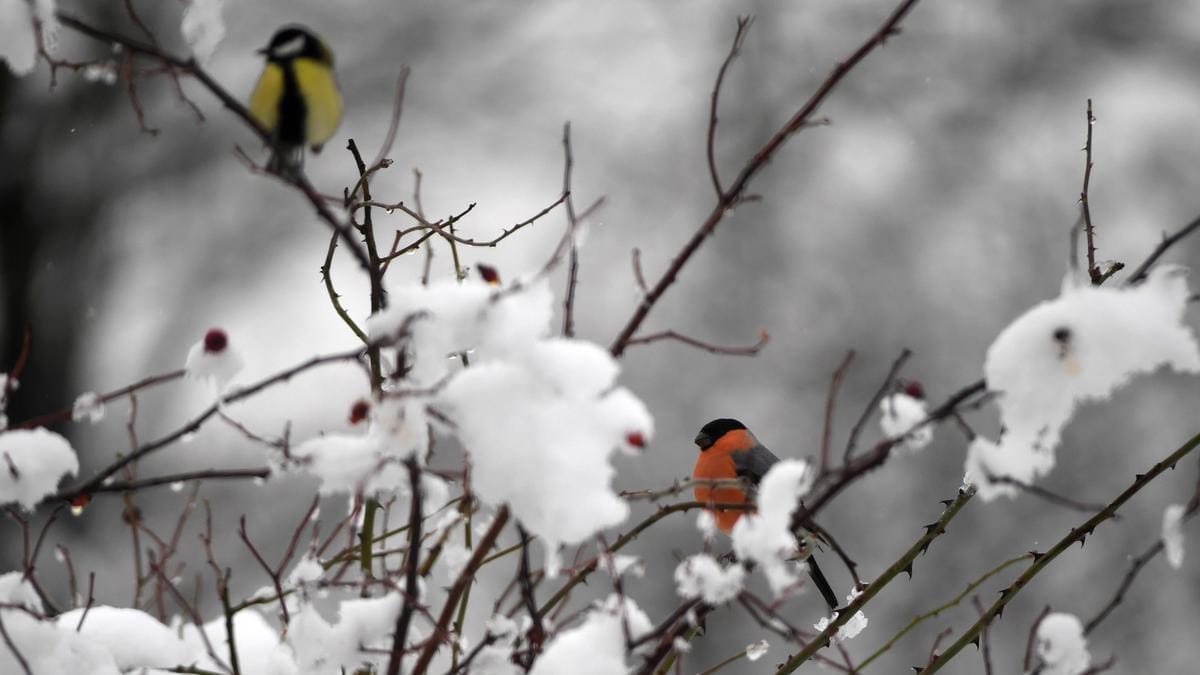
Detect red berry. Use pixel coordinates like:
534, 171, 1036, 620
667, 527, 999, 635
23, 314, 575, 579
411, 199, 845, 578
349, 400, 370, 425
477, 264, 501, 286
203, 328, 228, 354
902, 380, 925, 400
625, 432, 646, 449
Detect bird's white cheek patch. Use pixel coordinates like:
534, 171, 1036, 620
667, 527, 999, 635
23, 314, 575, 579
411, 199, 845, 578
273, 35, 305, 58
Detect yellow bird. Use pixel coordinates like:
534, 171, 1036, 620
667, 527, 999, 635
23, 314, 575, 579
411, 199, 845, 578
248, 26, 343, 171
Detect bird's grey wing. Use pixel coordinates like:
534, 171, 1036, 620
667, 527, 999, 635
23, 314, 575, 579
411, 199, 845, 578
730, 441, 780, 487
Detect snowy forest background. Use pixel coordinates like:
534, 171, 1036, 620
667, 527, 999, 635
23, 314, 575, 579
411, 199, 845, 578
2, 0, 1200, 672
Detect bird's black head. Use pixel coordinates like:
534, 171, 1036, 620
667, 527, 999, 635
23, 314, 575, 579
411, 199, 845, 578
260, 26, 332, 64
694, 418, 746, 451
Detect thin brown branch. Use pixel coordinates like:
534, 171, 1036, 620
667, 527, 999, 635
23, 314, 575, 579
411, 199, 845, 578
561, 122, 580, 338
623, 329, 769, 356
819, 351, 856, 475
410, 505, 510, 674
707, 16, 754, 197
1080, 99, 1101, 284
842, 349, 911, 465
12, 369, 185, 430
610, 0, 923, 357
1125, 213, 1200, 284
0, 613, 32, 675
1023, 605, 1053, 672
385, 460, 424, 675
987, 474, 1111, 515
85, 468, 271, 495
52, 343, 380, 504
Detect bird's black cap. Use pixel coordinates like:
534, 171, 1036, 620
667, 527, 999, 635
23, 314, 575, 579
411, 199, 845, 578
694, 418, 746, 450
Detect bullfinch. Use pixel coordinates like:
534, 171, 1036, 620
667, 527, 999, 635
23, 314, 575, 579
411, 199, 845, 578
693, 418, 840, 610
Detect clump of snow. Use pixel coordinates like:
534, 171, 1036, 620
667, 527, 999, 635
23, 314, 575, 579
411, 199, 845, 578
1035, 612, 1090, 675
603, 554, 644, 579
289, 398, 428, 496
968, 267, 1200, 500
485, 614, 519, 638
731, 459, 813, 596
475, 644, 521, 675
58, 606, 190, 669
745, 639, 769, 661
674, 554, 744, 603
185, 328, 244, 390
696, 510, 717, 542
72, 391, 106, 424
373, 278, 651, 576
286, 594, 402, 674
530, 594, 651, 675
814, 590, 868, 643
0, 428, 79, 509
81, 60, 118, 85
0, 573, 123, 674
180, 0, 225, 63
287, 554, 324, 588
879, 392, 932, 452
178, 608, 294, 674
1163, 503, 1186, 570
0, 0, 57, 76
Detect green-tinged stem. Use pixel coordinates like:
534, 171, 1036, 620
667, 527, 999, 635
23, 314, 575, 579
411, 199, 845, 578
921, 431, 1200, 673
654, 625, 701, 675
857, 553, 1031, 670
451, 501, 475, 670
359, 499, 379, 575
774, 487, 976, 673
697, 647, 751, 675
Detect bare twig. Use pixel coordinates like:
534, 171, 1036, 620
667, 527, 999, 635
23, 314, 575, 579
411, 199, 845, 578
1024, 605, 1053, 672
0, 614, 31, 675
819, 351, 856, 475
561, 122, 580, 338
706, 17, 754, 198
1079, 99, 1102, 284
843, 349, 911, 464
623, 329, 769, 356
610, 0, 923, 357
1125, 213, 1200, 284
410, 505, 511, 673
986, 474, 1111, 515
385, 460, 424, 675
12, 369, 185, 430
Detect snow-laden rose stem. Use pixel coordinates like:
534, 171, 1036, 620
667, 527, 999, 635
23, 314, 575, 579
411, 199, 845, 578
921, 430, 1200, 674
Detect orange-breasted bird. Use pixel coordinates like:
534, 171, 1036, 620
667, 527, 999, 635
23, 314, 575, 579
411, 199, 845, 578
693, 418, 840, 610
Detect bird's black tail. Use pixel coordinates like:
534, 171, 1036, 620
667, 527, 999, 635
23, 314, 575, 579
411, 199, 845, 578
806, 554, 840, 611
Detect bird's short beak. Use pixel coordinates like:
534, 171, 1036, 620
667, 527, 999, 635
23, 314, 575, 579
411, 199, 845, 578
694, 432, 712, 450
255, 46, 269, 56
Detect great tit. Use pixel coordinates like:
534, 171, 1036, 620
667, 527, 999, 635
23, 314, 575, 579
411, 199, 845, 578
249, 26, 343, 171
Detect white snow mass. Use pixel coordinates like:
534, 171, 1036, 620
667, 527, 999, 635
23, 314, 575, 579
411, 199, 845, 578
1162, 503, 1186, 570
674, 554, 745, 603
967, 267, 1200, 500
180, 0, 225, 63
1035, 612, 1090, 675
0, 427, 79, 509
370, 277, 652, 575
879, 392, 933, 452
731, 459, 813, 596
529, 594, 651, 675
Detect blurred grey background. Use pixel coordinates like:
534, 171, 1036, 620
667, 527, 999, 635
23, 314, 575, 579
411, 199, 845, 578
3, 0, 1199, 672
